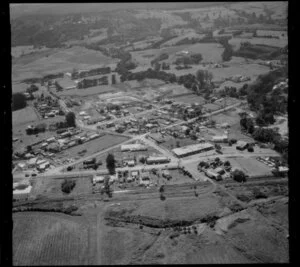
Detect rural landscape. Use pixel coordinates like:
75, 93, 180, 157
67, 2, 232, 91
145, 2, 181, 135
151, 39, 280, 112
11, 2, 289, 265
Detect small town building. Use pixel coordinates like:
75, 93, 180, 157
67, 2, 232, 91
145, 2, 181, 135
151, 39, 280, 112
146, 156, 170, 165
121, 144, 147, 152
212, 135, 228, 143
172, 143, 214, 158
93, 175, 105, 185
236, 140, 249, 150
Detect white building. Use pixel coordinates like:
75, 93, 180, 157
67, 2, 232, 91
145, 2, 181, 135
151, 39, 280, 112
172, 143, 214, 158
212, 135, 228, 143
121, 144, 147, 152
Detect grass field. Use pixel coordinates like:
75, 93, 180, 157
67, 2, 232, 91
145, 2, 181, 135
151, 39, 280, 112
228, 157, 273, 177
172, 94, 205, 105
12, 82, 30, 93
13, 106, 39, 126
210, 63, 270, 83
58, 85, 118, 97
13, 212, 89, 265
56, 134, 130, 160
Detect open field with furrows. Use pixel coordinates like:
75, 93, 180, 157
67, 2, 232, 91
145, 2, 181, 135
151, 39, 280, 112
13, 106, 39, 126
57, 85, 118, 97
13, 212, 90, 265
56, 134, 130, 161
12, 46, 118, 82
229, 37, 287, 51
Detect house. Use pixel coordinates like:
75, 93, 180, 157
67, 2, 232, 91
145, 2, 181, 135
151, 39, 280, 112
236, 140, 248, 150
140, 172, 150, 186
27, 157, 38, 168
46, 137, 56, 143
37, 161, 50, 171
93, 175, 105, 185
162, 170, 171, 179
79, 111, 87, 116
127, 160, 135, 167
131, 171, 139, 179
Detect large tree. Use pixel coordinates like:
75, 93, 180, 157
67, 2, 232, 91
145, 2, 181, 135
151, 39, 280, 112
65, 112, 76, 127
106, 153, 116, 174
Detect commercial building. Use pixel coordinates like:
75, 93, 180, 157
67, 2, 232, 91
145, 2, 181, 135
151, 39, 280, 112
212, 135, 228, 143
121, 144, 147, 152
172, 143, 214, 158
146, 156, 170, 165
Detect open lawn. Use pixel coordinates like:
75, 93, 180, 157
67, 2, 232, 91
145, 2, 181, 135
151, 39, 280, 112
13, 107, 39, 126
12, 82, 29, 93
13, 212, 89, 265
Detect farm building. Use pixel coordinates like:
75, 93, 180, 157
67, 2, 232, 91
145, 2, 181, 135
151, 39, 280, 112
121, 144, 147, 152
162, 170, 171, 179
212, 135, 228, 143
236, 140, 249, 150
172, 143, 214, 158
140, 172, 150, 186
27, 157, 38, 168
205, 169, 222, 181
146, 156, 170, 165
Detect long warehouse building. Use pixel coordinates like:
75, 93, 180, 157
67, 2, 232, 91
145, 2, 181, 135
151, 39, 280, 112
172, 143, 214, 158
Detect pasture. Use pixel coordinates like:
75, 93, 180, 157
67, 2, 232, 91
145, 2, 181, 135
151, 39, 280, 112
12, 45, 50, 58
13, 107, 39, 126
12, 82, 28, 93
229, 37, 287, 50
13, 212, 90, 265
12, 46, 118, 82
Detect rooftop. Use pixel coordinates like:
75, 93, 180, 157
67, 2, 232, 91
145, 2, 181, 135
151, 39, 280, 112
172, 143, 214, 156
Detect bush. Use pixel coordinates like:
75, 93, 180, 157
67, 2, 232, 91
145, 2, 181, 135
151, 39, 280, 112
61, 179, 76, 194
12, 93, 27, 111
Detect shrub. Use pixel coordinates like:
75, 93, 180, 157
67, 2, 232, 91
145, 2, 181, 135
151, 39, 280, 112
61, 179, 76, 194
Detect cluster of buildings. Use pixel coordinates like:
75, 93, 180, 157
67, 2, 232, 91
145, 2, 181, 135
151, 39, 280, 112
198, 157, 232, 181
34, 96, 62, 118
14, 128, 104, 172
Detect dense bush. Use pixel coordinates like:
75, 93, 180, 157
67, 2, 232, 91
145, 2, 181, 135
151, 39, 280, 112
61, 179, 76, 194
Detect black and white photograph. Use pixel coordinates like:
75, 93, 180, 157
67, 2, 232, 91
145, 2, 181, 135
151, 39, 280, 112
9, 2, 289, 264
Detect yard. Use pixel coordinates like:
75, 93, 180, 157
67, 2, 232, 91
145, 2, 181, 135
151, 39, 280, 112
56, 134, 130, 160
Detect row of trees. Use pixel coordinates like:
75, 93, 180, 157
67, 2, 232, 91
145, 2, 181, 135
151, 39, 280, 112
174, 53, 203, 65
